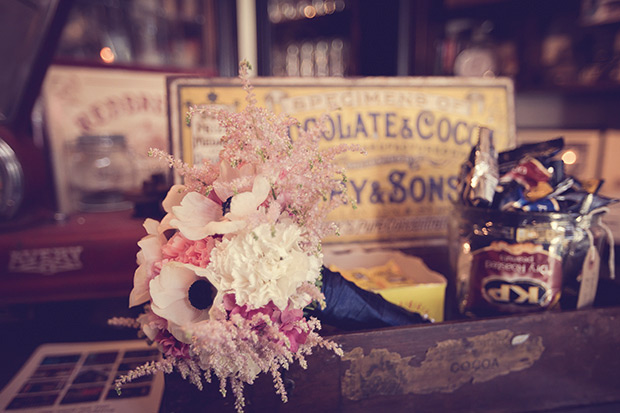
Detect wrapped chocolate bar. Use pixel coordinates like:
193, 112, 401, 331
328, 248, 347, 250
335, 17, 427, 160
497, 137, 564, 175
449, 131, 617, 317
457, 127, 499, 208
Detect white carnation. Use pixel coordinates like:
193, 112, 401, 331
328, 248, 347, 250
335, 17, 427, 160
207, 222, 321, 310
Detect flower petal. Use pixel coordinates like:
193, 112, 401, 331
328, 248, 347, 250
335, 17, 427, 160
142, 323, 159, 341
129, 225, 167, 307
129, 264, 151, 307
150, 283, 187, 308
149, 263, 196, 307
227, 176, 270, 219
143, 218, 160, 235
137, 235, 163, 265
171, 192, 223, 240
149, 262, 216, 329
152, 298, 203, 326
189, 263, 223, 290
203, 220, 247, 236
158, 213, 175, 234
162, 185, 187, 213
167, 322, 193, 344
214, 162, 255, 201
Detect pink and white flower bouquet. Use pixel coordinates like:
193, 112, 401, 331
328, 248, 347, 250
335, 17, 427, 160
109, 61, 362, 412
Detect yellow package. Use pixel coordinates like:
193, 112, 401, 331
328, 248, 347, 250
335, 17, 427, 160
325, 250, 447, 322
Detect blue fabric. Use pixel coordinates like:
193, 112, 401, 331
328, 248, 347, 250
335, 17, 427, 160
311, 266, 430, 331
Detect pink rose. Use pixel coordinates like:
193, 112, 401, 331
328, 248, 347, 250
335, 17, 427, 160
162, 233, 216, 268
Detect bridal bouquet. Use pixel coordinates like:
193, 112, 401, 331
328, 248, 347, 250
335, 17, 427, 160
109, 61, 363, 412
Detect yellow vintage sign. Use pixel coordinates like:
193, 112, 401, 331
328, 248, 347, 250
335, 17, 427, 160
167, 77, 515, 244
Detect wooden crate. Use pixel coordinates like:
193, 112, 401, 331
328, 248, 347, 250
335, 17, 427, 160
161, 306, 620, 412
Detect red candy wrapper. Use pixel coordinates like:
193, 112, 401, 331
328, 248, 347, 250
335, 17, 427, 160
500, 156, 551, 190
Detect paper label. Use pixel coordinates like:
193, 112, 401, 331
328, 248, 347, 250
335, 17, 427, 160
467, 241, 562, 312
576, 245, 600, 308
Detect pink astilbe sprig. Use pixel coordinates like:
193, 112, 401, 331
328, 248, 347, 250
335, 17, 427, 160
185, 62, 298, 173
114, 357, 174, 392
107, 317, 141, 329
148, 147, 218, 194
271, 114, 365, 249
239, 60, 257, 107
180, 307, 338, 413
175, 357, 205, 390
186, 64, 365, 252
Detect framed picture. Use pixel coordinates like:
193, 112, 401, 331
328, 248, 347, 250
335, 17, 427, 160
41, 64, 172, 214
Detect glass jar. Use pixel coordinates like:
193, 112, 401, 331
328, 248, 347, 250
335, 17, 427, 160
448, 206, 610, 317
68, 135, 136, 212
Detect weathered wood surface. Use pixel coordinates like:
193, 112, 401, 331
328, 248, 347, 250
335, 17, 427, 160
160, 306, 620, 412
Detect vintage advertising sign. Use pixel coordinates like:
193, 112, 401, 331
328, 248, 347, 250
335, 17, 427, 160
168, 77, 515, 244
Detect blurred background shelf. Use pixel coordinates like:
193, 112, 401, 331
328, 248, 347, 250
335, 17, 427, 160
47, 1, 620, 129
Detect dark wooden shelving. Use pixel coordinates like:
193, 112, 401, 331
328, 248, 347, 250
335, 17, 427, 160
428, 0, 620, 93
